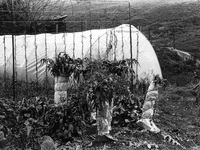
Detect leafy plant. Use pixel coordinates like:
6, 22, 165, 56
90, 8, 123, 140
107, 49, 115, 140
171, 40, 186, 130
0, 58, 143, 149
0, 95, 89, 149
41, 52, 83, 78
81, 59, 140, 123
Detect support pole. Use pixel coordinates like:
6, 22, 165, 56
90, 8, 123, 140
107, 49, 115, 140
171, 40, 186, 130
55, 25, 57, 57
129, 2, 133, 69
56, 24, 58, 33
81, 20, 84, 59
73, 27, 75, 58
121, 26, 124, 60
89, 10, 92, 60
128, 2, 134, 92
3, 36, 7, 93
136, 32, 139, 78
45, 34, 48, 96
11, 0, 15, 101
34, 34, 38, 93
64, 23, 67, 53
24, 34, 28, 92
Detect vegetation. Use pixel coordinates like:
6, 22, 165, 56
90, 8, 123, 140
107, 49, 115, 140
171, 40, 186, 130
1, 0, 200, 149
1, 0, 200, 84
0, 0, 66, 34
41, 52, 84, 77
156, 47, 199, 86
1, 76, 200, 149
0, 56, 144, 149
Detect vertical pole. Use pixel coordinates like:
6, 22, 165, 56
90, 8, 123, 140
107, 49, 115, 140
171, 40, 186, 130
98, 13, 100, 59
14, 36, 17, 82
24, 34, 28, 93
55, 24, 58, 56
81, 31, 84, 60
64, 23, 67, 53
136, 25, 140, 79
106, 29, 108, 59
129, 2, 133, 69
72, 2, 75, 58
121, 26, 124, 60
136, 32, 139, 78
113, 29, 117, 61
55, 34, 57, 57
90, 30, 92, 60
45, 34, 48, 96
81, 20, 84, 59
73, 27, 75, 58
85, 20, 87, 31
89, 10, 92, 60
56, 24, 58, 33
139, 26, 142, 32
3, 36, 7, 91
14, 36, 17, 96
63, 32, 67, 53
34, 34, 38, 93
128, 2, 134, 92
11, 0, 15, 101
71, 0, 74, 16
98, 35, 100, 59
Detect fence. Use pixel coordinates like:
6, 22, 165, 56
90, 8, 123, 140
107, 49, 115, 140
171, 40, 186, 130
0, 1, 180, 100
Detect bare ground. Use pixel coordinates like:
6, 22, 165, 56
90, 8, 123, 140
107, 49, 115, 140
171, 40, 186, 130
77, 85, 200, 150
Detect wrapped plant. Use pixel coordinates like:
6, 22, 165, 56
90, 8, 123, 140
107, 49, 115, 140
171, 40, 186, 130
41, 52, 84, 104
83, 59, 138, 137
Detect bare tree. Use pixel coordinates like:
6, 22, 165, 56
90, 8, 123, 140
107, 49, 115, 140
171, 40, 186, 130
1, 0, 65, 33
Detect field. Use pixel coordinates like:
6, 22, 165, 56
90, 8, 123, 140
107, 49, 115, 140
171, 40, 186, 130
41, 0, 200, 82
81, 85, 200, 150
1, 0, 200, 149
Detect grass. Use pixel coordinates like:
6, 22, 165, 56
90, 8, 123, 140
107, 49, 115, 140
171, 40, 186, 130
54, 0, 200, 57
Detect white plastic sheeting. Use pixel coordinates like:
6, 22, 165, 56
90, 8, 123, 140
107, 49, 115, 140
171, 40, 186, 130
0, 24, 162, 84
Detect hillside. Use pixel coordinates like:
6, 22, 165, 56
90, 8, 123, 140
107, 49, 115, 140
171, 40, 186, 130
60, 0, 200, 83
0, 0, 200, 83
1, 1, 200, 149
59, 0, 200, 56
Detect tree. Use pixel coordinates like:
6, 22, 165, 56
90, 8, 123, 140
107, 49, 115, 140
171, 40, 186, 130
0, 0, 65, 34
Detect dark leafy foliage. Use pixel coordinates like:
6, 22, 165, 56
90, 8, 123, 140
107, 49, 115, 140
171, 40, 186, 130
0, 58, 145, 149
156, 48, 199, 86
0, 95, 90, 149
41, 52, 84, 77
80, 59, 142, 126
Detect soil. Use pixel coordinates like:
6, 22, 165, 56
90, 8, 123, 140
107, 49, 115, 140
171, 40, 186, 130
74, 85, 200, 150
1, 1, 200, 149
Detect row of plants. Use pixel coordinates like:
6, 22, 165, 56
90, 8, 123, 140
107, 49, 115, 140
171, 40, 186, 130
156, 47, 199, 86
0, 53, 147, 149
0, 77, 53, 99
0, 95, 89, 149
